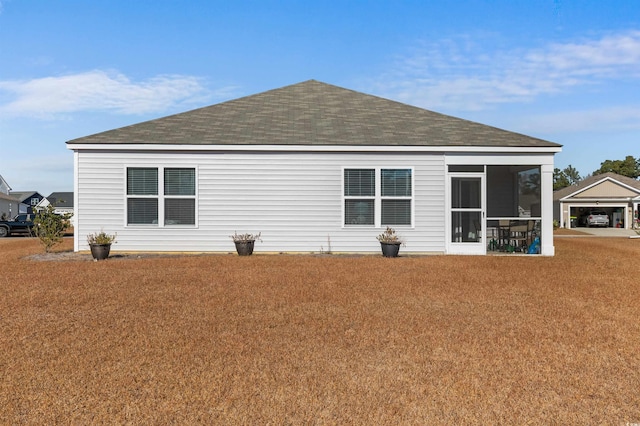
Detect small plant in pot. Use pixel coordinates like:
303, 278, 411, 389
376, 226, 403, 257
230, 231, 261, 256
87, 230, 117, 261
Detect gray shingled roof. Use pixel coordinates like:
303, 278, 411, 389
47, 192, 74, 208
9, 191, 40, 203
67, 80, 561, 148
554, 172, 640, 200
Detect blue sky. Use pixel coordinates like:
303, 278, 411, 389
1, 0, 639, 195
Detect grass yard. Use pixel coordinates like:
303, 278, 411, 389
1, 236, 639, 424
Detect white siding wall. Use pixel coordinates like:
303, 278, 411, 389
75, 150, 446, 253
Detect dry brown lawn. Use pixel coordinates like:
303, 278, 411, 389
553, 227, 590, 236
1, 236, 639, 424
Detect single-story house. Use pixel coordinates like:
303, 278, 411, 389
37, 192, 75, 227
554, 172, 640, 229
67, 80, 561, 255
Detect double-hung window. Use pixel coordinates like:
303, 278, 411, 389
381, 169, 412, 225
344, 168, 412, 227
127, 167, 196, 226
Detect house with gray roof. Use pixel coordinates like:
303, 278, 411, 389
66, 80, 561, 255
554, 172, 640, 229
8, 191, 43, 215
37, 192, 75, 226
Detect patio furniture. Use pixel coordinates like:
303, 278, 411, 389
509, 220, 528, 252
498, 220, 511, 250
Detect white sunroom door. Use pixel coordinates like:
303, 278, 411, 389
449, 175, 485, 255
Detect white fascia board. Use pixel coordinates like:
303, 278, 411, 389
446, 153, 556, 166
563, 197, 635, 203
559, 194, 637, 202
66, 143, 562, 154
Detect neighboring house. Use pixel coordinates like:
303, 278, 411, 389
9, 191, 44, 214
554, 172, 640, 229
37, 192, 75, 226
0, 174, 17, 220
0, 174, 12, 195
0, 192, 19, 220
67, 80, 561, 255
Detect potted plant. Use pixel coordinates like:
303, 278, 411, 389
376, 226, 403, 257
230, 231, 261, 256
87, 230, 117, 260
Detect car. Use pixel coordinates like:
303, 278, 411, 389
584, 210, 610, 227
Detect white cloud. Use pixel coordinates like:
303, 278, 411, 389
372, 30, 640, 111
0, 70, 238, 118
519, 106, 640, 134
531, 32, 640, 73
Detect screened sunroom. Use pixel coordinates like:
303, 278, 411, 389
447, 162, 551, 255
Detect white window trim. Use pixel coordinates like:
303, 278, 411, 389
342, 166, 414, 228
124, 165, 198, 228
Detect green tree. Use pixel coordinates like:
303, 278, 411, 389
32, 204, 73, 252
553, 164, 581, 190
563, 165, 581, 185
553, 168, 569, 190
593, 155, 640, 179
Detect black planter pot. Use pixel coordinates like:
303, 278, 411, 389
90, 243, 111, 260
234, 241, 255, 256
380, 242, 401, 258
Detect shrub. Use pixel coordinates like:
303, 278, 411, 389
376, 226, 403, 244
32, 204, 73, 252
87, 230, 117, 245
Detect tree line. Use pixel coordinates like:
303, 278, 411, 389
554, 155, 640, 190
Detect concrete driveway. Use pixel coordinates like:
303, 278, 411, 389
575, 227, 639, 237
